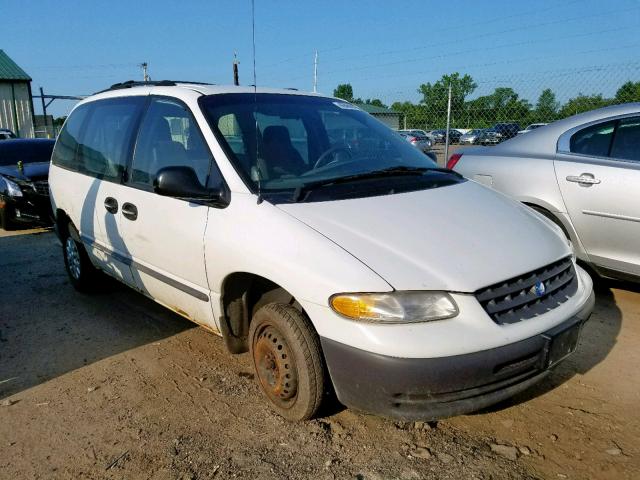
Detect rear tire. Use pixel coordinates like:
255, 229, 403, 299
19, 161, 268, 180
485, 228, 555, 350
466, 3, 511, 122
62, 224, 102, 292
249, 303, 325, 421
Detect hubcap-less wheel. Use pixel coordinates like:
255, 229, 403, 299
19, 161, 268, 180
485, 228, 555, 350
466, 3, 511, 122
65, 236, 81, 280
253, 325, 298, 406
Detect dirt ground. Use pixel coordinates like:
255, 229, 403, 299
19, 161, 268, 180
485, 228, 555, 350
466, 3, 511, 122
0, 229, 638, 480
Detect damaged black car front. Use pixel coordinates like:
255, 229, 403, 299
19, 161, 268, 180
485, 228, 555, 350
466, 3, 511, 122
0, 139, 55, 230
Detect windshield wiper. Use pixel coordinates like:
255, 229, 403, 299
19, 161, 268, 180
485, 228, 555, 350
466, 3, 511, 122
291, 166, 458, 202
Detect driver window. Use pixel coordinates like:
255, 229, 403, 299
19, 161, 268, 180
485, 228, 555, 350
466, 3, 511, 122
610, 117, 640, 161
131, 98, 212, 188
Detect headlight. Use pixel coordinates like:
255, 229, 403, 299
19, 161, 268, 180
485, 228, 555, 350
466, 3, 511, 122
329, 291, 458, 324
2, 177, 23, 197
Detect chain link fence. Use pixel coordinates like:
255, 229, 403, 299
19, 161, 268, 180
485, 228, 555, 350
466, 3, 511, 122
366, 61, 639, 164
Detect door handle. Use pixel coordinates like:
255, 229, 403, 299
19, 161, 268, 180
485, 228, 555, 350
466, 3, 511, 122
104, 197, 118, 214
566, 173, 601, 185
121, 202, 138, 221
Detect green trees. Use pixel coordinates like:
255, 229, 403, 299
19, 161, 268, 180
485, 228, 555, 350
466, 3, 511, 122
333, 84, 354, 102
615, 81, 640, 103
467, 87, 531, 126
558, 94, 610, 117
333, 84, 388, 108
361, 98, 388, 108
417, 73, 477, 127
533, 89, 560, 123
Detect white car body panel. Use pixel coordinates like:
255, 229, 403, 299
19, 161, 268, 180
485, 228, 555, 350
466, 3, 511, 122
278, 180, 570, 292
554, 154, 640, 276
203, 193, 393, 315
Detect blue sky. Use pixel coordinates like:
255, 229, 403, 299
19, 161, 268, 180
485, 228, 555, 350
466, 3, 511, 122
3, 0, 639, 117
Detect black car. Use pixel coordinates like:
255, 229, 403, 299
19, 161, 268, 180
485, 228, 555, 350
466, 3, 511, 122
0, 128, 17, 140
430, 129, 462, 144
477, 123, 521, 145
0, 139, 55, 229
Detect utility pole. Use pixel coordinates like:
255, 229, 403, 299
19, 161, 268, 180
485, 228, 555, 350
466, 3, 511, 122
233, 52, 240, 86
140, 62, 150, 81
39, 87, 49, 135
313, 50, 318, 93
444, 83, 452, 167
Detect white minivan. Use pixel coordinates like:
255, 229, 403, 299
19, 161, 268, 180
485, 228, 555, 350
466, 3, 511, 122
49, 81, 594, 421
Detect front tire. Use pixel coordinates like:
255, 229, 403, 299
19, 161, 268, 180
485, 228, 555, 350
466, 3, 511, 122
0, 206, 12, 231
249, 303, 325, 421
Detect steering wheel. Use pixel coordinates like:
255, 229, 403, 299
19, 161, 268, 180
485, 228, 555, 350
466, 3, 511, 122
312, 146, 352, 170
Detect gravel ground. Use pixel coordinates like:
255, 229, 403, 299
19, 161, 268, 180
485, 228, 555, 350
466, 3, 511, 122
0, 229, 638, 479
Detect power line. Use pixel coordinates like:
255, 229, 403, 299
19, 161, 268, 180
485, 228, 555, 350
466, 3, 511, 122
323, 5, 639, 67
29, 63, 138, 71
281, 24, 636, 83
257, 0, 587, 73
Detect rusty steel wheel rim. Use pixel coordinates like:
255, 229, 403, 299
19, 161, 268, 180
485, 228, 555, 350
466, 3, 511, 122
253, 325, 298, 407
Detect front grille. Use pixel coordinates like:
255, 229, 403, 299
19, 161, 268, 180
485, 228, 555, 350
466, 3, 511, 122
476, 256, 577, 325
32, 180, 49, 196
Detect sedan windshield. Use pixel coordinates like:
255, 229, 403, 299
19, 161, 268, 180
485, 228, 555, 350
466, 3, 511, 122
199, 94, 442, 198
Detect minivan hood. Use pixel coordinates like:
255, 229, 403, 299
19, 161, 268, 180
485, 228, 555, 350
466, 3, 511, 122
277, 181, 570, 292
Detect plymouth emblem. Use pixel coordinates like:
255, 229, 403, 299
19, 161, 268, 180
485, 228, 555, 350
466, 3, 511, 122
531, 281, 546, 297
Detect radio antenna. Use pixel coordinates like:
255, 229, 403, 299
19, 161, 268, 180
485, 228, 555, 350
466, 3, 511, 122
251, 0, 263, 204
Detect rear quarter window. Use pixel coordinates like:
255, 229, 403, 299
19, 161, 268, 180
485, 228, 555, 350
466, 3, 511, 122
569, 121, 616, 157
51, 104, 91, 171
78, 98, 144, 181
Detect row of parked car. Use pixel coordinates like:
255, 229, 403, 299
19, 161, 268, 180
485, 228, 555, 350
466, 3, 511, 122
399, 123, 548, 149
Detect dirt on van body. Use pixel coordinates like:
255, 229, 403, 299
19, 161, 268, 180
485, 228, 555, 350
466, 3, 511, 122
1, 230, 638, 479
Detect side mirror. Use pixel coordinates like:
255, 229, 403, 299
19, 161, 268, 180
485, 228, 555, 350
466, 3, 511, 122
154, 166, 227, 206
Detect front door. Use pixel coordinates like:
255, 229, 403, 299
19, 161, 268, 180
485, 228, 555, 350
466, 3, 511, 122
118, 96, 222, 330
555, 116, 640, 276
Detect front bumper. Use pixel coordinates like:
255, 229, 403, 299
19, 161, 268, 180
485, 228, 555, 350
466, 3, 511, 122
321, 289, 594, 421
0, 192, 52, 225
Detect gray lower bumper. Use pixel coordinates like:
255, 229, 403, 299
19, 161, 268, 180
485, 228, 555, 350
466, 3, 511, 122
321, 290, 595, 421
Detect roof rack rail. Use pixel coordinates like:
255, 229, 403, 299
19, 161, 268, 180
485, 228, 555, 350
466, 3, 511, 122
94, 80, 214, 95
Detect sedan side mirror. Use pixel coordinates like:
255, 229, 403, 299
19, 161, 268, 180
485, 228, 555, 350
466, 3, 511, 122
154, 166, 228, 206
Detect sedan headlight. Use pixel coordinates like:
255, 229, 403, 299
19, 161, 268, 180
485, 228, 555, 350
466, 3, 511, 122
329, 291, 458, 324
2, 176, 23, 197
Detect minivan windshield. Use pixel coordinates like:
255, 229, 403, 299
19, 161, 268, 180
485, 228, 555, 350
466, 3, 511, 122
200, 94, 451, 200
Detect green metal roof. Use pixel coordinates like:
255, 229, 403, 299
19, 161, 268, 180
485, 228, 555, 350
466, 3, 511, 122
0, 50, 31, 81
355, 103, 398, 115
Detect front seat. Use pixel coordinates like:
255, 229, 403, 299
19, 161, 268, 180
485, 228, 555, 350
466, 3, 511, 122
148, 118, 190, 180
261, 125, 307, 177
